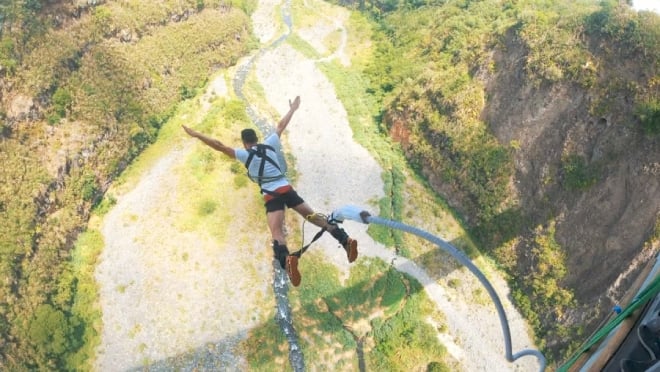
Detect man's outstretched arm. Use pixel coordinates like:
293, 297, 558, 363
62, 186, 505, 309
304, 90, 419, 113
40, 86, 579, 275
275, 96, 301, 137
183, 126, 236, 158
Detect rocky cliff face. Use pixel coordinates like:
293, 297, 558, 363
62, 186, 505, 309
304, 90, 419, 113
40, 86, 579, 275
482, 28, 659, 304
386, 21, 658, 358
380, 4, 659, 359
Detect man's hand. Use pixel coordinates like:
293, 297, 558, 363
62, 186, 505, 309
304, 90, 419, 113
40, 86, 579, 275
289, 96, 300, 112
276, 96, 301, 136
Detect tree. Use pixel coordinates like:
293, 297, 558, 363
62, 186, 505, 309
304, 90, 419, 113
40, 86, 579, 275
27, 304, 72, 366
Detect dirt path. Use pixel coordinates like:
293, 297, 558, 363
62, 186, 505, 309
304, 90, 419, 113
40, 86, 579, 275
254, 1, 540, 370
94, 0, 541, 371
94, 75, 274, 371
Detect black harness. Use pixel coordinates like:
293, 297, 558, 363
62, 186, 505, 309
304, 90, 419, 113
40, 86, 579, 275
245, 144, 331, 259
244, 144, 286, 196
290, 214, 344, 258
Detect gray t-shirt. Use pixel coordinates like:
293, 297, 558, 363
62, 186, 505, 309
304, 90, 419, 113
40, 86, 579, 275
234, 133, 289, 193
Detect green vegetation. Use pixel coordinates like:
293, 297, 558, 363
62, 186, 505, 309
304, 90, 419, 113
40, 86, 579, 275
511, 222, 578, 353
62, 228, 105, 370
363, 1, 519, 225
2, 0, 658, 369
0, 36, 18, 75
0, 2, 255, 369
50, 86, 73, 124
244, 257, 449, 370
287, 32, 324, 60
332, 0, 658, 364
517, 1, 600, 87
177, 97, 256, 239
561, 154, 600, 191
586, 1, 660, 63
636, 97, 660, 135
356, 0, 657, 232
585, 2, 660, 135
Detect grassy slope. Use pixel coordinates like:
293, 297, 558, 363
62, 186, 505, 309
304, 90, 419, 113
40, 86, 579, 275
0, 1, 256, 369
240, 0, 519, 370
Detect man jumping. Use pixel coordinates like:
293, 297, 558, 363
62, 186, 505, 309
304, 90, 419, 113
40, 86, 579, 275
183, 96, 358, 286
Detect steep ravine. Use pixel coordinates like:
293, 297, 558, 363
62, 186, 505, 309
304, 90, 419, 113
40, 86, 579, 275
94, 0, 541, 371
482, 28, 659, 352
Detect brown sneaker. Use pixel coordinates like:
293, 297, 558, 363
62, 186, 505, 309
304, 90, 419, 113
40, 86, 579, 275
285, 255, 301, 287
344, 238, 358, 263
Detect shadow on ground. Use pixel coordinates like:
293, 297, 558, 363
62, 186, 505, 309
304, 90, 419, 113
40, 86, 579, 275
121, 234, 529, 371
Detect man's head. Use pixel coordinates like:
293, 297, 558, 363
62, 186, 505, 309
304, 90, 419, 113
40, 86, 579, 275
241, 128, 258, 146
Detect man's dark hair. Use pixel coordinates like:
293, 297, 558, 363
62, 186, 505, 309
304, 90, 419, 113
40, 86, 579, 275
241, 128, 258, 144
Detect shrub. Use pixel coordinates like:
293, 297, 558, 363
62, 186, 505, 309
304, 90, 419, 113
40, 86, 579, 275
179, 85, 196, 99
561, 154, 599, 191
91, 6, 114, 39
635, 98, 660, 135
230, 162, 244, 174
233, 174, 249, 188
27, 304, 80, 369
0, 36, 17, 75
94, 194, 117, 216
427, 361, 450, 372
52, 87, 73, 117
47, 113, 62, 125
197, 199, 217, 216
80, 174, 98, 202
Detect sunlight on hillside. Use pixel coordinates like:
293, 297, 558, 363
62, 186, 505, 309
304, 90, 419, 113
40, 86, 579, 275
633, 0, 660, 13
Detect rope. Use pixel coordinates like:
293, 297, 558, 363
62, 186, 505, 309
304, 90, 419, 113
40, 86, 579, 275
364, 215, 547, 371
327, 204, 548, 372
289, 213, 328, 258
557, 273, 660, 372
305, 212, 327, 222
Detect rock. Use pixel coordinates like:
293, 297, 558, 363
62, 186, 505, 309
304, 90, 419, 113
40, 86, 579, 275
119, 29, 133, 43
7, 95, 34, 121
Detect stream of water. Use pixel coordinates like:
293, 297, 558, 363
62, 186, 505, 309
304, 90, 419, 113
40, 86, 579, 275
230, 2, 306, 371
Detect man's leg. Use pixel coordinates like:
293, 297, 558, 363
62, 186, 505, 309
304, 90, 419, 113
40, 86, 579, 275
266, 209, 286, 245
267, 208, 301, 286
292, 202, 358, 263
291, 202, 321, 225
267, 209, 288, 269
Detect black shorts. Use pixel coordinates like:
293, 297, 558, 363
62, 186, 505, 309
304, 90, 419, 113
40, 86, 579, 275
264, 188, 305, 212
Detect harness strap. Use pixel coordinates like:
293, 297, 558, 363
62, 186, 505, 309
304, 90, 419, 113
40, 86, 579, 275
245, 144, 284, 187
290, 213, 337, 258
245, 144, 279, 170
290, 227, 327, 258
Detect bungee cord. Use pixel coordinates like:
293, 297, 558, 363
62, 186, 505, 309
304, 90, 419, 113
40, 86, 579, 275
330, 205, 548, 372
